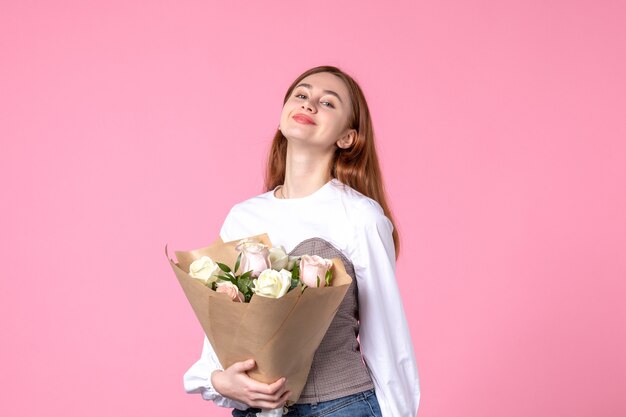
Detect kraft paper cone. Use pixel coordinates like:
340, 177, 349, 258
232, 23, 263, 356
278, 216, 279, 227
166, 234, 352, 405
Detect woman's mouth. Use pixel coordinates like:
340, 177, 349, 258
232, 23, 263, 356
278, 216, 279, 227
292, 113, 316, 125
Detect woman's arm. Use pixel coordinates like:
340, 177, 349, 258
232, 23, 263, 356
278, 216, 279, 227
183, 336, 289, 409
183, 335, 249, 409
352, 200, 421, 417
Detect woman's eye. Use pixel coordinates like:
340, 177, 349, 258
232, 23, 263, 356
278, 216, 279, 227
294, 93, 335, 108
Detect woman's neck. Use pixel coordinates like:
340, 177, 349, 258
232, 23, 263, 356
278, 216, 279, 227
279, 143, 333, 199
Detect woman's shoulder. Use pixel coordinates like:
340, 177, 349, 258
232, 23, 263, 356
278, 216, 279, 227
331, 179, 386, 219
332, 180, 395, 264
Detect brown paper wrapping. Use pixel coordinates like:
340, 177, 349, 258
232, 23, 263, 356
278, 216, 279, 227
166, 233, 352, 404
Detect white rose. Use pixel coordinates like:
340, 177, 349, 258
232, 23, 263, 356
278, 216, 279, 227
252, 269, 292, 298
269, 246, 289, 271
189, 255, 220, 284
286, 255, 300, 271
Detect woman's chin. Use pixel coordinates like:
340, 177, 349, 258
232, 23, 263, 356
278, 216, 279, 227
284, 133, 315, 144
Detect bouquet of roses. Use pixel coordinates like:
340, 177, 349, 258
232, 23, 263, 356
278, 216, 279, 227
188, 237, 335, 303
166, 234, 352, 417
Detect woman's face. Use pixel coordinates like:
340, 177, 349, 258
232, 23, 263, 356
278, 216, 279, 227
279, 72, 355, 152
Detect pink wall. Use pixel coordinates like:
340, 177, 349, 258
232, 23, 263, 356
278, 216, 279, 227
1, 1, 625, 416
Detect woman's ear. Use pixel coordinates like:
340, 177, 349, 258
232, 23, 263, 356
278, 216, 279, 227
336, 129, 357, 149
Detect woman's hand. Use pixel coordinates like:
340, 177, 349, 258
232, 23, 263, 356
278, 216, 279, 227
211, 359, 290, 409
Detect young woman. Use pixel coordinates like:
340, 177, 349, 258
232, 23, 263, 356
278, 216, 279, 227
184, 65, 420, 417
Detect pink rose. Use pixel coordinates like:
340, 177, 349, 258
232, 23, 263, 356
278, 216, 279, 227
235, 238, 271, 277
299, 255, 334, 287
215, 281, 244, 302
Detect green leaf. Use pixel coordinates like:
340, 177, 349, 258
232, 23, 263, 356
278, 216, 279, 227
290, 278, 299, 291
291, 262, 299, 279
234, 252, 242, 274
217, 262, 231, 273
216, 274, 235, 284
238, 276, 252, 294
239, 270, 252, 280
325, 269, 332, 286
316, 276, 320, 287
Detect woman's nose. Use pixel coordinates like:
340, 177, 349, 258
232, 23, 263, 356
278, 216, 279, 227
301, 100, 316, 112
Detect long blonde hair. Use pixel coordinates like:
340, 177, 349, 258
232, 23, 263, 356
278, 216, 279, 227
264, 65, 401, 259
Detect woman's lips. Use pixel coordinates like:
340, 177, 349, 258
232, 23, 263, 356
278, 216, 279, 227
293, 113, 316, 125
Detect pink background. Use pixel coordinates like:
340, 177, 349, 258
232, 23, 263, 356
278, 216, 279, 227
1, 1, 625, 416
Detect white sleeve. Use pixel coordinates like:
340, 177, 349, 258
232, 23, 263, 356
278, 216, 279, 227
182, 336, 249, 410
181, 208, 248, 410
352, 201, 421, 417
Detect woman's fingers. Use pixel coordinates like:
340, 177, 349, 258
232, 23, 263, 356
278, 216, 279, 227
266, 377, 288, 394
245, 376, 287, 396
243, 377, 289, 406
215, 359, 291, 407
231, 358, 256, 373
248, 389, 291, 409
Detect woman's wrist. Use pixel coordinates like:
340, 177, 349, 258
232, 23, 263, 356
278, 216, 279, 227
211, 369, 224, 392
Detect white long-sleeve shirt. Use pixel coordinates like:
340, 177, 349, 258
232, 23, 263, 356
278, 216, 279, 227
183, 178, 421, 417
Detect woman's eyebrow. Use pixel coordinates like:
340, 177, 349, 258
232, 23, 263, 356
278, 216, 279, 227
295, 83, 343, 104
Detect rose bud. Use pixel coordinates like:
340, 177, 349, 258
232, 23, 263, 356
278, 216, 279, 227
236, 238, 271, 277
299, 255, 333, 288
269, 246, 289, 271
215, 281, 245, 302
